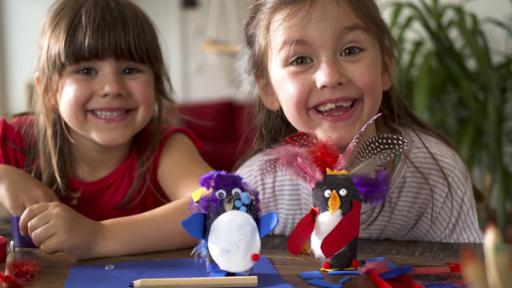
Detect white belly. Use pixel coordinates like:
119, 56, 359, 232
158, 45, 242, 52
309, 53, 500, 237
311, 210, 342, 260
207, 210, 261, 273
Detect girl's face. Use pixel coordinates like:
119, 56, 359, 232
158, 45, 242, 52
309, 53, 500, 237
57, 58, 156, 150
264, 0, 391, 149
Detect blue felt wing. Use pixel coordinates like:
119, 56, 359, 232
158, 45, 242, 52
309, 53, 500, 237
258, 212, 279, 238
181, 213, 206, 239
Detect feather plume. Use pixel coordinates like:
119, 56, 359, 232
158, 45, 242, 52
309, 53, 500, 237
352, 168, 389, 205
336, 113, 382, 169
191, 239, 211, 265
308, 142, 340, 173
348, 134, 408, 174
262, 145, 323, 187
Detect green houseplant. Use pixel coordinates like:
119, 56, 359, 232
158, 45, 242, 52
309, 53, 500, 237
385, 0, 512, 236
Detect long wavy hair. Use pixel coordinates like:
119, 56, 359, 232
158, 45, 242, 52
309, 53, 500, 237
27, 0, 174, 205
242, 0, 476, 228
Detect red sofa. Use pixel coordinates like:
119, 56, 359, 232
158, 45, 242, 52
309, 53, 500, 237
176, 101, 254, 171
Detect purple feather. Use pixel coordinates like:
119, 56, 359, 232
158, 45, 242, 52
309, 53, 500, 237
199, 171, 243, 190
351, 168, 389, 205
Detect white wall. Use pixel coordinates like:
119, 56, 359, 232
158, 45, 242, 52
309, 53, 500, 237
1, 0, 53, 115
0, 0, 511, 116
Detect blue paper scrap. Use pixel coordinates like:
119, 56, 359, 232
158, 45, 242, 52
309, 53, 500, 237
379, 265, 413, 280
299, 270, 324, 280
65, 256, 292, 288
327, 270, 361, 276
338, 276, 351, 286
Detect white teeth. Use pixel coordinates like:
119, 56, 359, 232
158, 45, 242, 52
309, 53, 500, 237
316, 100, 353, 112
92, 110, 126, 119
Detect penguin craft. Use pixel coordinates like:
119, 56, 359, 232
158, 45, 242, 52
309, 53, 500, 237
181, 171, 278, 276
262, 114, 407, 270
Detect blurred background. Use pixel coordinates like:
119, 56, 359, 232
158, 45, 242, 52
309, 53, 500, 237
0, 0, 511, 239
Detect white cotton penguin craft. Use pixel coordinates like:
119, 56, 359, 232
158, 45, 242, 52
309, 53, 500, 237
181, 171, 278, 276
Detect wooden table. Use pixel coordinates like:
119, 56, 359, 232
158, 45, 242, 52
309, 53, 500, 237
2, 236, 481, 287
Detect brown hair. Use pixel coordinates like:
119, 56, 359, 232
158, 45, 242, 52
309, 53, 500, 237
244, 0, 453, 151
29, 0, 173, 204
242, 0, 474, 227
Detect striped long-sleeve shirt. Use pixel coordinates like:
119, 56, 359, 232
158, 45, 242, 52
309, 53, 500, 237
237, 128, 483, 243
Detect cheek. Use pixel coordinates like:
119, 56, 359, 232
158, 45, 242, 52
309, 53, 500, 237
58, 83, 80, 113
133, 79, 157, 106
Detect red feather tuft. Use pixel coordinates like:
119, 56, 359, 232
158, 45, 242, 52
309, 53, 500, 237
308, 143, 339, 173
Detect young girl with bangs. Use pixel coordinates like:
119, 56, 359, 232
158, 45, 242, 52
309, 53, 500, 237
237, 0, 483, 243
0, 0, 211, 259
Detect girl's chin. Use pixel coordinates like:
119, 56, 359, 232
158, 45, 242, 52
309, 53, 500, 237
315, 134, 352, 149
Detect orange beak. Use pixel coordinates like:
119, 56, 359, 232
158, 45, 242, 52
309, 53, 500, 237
328, 191, 341, 213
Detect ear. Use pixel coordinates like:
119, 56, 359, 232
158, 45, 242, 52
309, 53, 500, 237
257, 78, 281, 111
381, 57, 395, 91
35, 73, 59, 108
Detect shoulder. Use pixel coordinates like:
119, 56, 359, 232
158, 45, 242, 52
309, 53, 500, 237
237, 151, 311, 203
157, 125, 204, 167
0, 114, 37, 146
160, 126, 202, 151
156, 125, 210, 200
237, 151, 313, 235
399, 127, 469, 181
0, 115, 35, 135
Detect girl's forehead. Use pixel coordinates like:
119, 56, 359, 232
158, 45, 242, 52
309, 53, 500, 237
268, 1, 363, 49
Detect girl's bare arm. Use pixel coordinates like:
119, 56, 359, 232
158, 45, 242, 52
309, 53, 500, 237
92, 134, 211, 258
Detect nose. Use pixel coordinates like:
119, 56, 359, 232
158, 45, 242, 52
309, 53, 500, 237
315, 61, 345, 89
101, 72, 125, 97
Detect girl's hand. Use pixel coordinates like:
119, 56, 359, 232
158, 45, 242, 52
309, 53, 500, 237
19, 202, 103, 260
0, 165, 58, 215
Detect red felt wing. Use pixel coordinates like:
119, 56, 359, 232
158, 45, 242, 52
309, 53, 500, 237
287, 208, 318, 255
321, 201, 361, 258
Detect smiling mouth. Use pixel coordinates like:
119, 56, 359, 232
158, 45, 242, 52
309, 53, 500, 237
314, 100, 355, 116
91, 110, 129, 120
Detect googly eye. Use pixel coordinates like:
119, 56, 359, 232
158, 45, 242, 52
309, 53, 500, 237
232, 188, 242, 199
215, 189, 227, 199
339, 188, 348, 197
324, 189, 332, 198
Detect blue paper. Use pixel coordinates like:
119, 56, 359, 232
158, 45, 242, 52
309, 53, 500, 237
65, 256, 292, 288
327, 270, 360, 276
338, 276, 351, 286
299, 270, 323, 280
379, 265, 413, 280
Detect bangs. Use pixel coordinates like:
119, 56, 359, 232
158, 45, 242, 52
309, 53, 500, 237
61, 0, 160, 66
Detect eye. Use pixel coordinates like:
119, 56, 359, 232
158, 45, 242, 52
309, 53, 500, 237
75, 66, 96, 76
340, 46, 362, 57
289, 56, 313, 66
122, 66, 143, 75
324, 189, 332, 198
339, 188, 348, 197
215, 189, 227, 199
232, 188, 242, 199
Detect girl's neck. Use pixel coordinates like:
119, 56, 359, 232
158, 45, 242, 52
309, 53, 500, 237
71, 138, 133, 182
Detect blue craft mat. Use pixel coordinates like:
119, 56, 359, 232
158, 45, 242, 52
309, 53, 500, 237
64, 256, 293, 288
